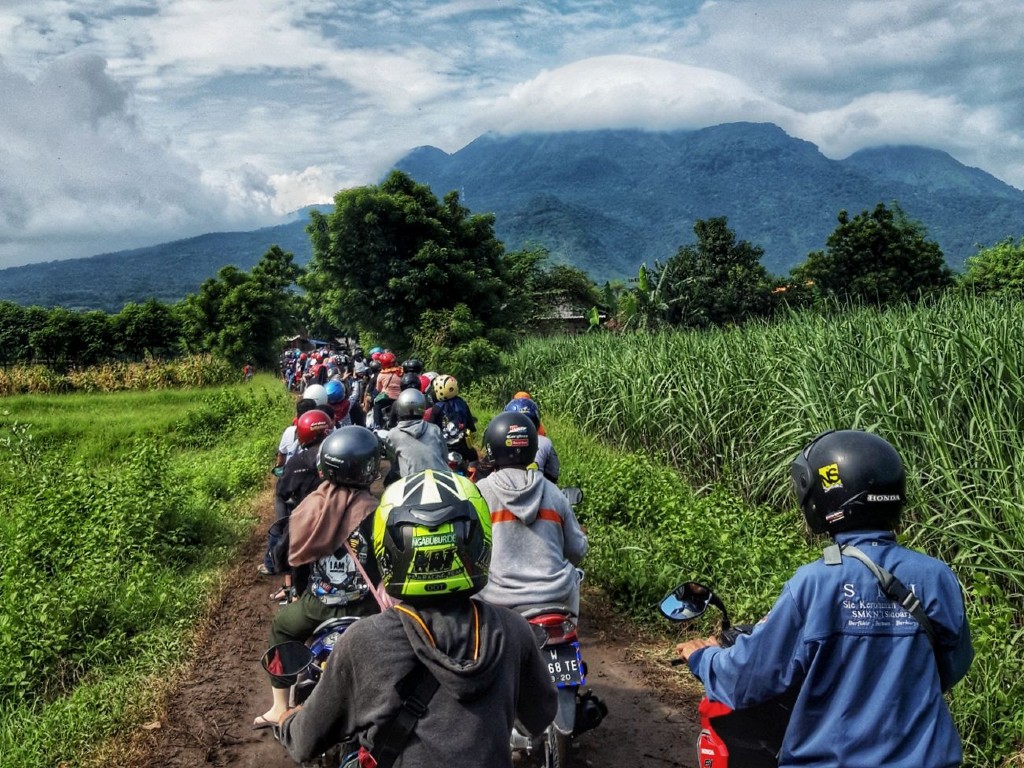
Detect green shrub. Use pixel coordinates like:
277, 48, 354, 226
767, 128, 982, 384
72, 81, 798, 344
0, 380, 292, 766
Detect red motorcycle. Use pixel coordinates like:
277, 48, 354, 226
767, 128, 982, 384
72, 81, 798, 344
659, 582, 792, 768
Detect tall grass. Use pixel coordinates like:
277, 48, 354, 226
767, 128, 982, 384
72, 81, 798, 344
479, 293, 1024, 765
0, 354, 236, 396
0, 375, 294, 767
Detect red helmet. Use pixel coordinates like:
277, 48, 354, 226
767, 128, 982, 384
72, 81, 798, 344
379, 351, 396, 368
299, 352, 307, 361
296, 409, 334, 447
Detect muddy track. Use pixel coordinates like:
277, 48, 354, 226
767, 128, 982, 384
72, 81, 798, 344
119, 486, 702, 768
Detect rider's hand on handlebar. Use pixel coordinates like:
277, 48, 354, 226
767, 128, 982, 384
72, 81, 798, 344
676, 636, 720, 664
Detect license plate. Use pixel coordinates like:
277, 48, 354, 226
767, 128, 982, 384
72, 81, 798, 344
545, 642, 584, 687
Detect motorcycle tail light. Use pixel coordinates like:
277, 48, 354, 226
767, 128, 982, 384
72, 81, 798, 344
530, 613, 578, 645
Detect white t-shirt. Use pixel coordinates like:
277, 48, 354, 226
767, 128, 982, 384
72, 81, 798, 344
278, 425, 300, 464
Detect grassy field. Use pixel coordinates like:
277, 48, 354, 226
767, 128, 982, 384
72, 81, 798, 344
0, 374, 293, 767
475, 293, 1024, 766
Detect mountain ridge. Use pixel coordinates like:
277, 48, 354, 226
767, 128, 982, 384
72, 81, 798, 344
2, 122, 1022, 310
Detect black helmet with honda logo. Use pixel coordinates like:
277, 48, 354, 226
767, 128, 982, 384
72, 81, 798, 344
790, 429, 906, 535
482, 411, 538, 468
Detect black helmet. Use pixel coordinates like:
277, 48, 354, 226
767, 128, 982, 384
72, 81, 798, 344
402, 358, 424, 374
483, 412, 538, 468
368, 360, 382, 375
394, 388, 427, 420
373, 469, 492, 603
790, 430, 906, 535
399, 372, 422, 391
317, 426, 381, 488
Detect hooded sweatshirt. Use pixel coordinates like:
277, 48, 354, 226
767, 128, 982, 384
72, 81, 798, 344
385, 419, 449, 477
278, 598, 558, 767
476, 468, 588, 611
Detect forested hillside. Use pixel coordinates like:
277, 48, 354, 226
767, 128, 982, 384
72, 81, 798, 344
3, 122, 1024, 310
397, 123, 1024, 279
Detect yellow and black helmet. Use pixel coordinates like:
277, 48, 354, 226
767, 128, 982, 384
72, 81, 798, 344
373, 469, 491, 603
432, 374, 459, 401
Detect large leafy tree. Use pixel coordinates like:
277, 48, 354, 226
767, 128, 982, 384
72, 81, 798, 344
0, 302, 31, 366
626, 217, 774, 329
501, 247, 603, 333
302, 171, 508, 352
27, 307, 115, 368
178, 245, 302, 367
959, 237, 1024, 297
792, 202, 952, 305
115, 299, 182, 360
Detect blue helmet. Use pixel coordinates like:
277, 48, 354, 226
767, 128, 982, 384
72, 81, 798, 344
504, 397, 540, 428
325, 379, 346, 404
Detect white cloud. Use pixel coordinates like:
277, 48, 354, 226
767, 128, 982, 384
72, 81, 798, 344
0, 54, 275, 268
3, 0, 1024, 268
484, 55, 797, 134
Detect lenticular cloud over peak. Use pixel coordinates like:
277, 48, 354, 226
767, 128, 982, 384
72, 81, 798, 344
485, 56, 797, 134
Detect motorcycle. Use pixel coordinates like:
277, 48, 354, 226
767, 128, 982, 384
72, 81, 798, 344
509, 487, 607, 767
261, 616, 360, 765
659, 582, 792, 768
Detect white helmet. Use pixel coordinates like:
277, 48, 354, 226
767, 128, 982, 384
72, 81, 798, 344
303, 383, 329, 407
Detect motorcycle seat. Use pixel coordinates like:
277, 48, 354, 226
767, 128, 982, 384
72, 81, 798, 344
516, 604, 573, 620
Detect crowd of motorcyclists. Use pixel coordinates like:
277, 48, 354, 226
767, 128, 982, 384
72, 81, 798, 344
253, 343, 974, 768
258, 343, 582, 767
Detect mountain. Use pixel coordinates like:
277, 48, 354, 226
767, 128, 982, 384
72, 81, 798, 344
3, 123, 1023, 309
0, 207, 327, 312
395, 123, 1024, 280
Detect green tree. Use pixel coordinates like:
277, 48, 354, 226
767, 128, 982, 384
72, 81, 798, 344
792, 202, 952, 305
0, 302, 30, 365
501, 247, 602, 334
178, 246, 302, 367
301, 171, 507, 352
411, 303, 502, 383
115, 299, 182, 360
617, 262, 672, 330
959, 237, 1024, 297
655, 217, 774, 328
28, 307, 82, 367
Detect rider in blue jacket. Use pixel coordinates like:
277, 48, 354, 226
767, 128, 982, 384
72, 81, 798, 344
678, 430, 973, 767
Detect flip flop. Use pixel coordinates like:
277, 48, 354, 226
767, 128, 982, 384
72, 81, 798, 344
252, 715, 278, 731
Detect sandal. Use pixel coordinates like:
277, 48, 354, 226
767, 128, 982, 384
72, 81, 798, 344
257, 563, 275, 577
269, 586, 290, 602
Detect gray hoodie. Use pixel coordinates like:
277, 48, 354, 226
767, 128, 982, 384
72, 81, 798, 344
476, 468, 588, 612
385, 419, 449, 477
279, 599, 557, 767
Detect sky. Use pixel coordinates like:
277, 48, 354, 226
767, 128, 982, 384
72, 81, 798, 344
2, 0, 1024, 268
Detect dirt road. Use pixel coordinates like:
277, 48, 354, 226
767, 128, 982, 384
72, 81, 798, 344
120, 490, 701, 768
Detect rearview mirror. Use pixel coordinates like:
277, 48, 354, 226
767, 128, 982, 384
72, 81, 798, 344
659, 582, 715, 622
561, 487, 583, 506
